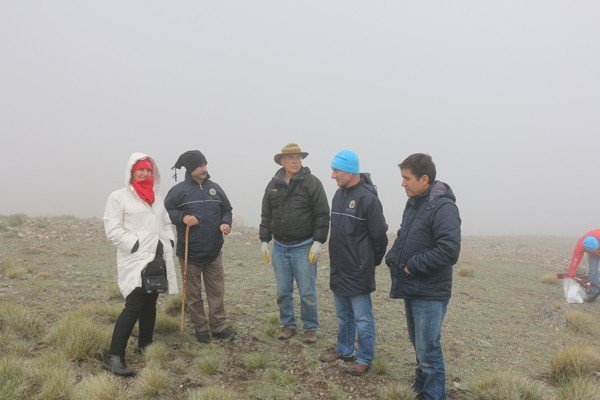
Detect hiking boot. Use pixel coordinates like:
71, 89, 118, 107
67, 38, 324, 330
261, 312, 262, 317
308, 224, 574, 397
586, 285, 600, 302
213, 327, 237, 341
319, 348, 355, 363
278, 326, 297, 340
102, 355, 135, 377
300, 329, 316, 344
346, 362, 370, 376
195, 330, 211, 343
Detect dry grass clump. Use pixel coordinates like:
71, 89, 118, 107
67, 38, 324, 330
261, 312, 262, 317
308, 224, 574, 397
556, 376, 600, 400
27, 352, 77, 400
565, 310, 599, 334
188, 386, 238, 400
60, 248, 79, 257
243, 351, 272, 371
0, 258, 27, 279
105, 282, 123, 301
75, 302, 122, 324
0, 302, 44, 340
0, 355, 28, 399
378, 383, 418, 400
467, 371, 553, 399
162, 295, 182, 316
137, 362, 172, 398
46, 313, 109, 361
457, 267, 475, 278
371, 357, 391, 376
75, 372, 135, 400
6, 213, 27, 227
540, 274, 559, 284
154, 313, 180, 334
197, 345, 224, 375
145, 342, 169, 363
550, 345, 600, 382
263, 368, 298, 385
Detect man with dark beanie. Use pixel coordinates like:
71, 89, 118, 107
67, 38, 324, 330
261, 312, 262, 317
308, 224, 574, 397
164, 150, 236, 342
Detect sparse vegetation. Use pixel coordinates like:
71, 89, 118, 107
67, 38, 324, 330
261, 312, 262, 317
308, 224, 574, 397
378, 382, 418, 400
145, 342, 169, 363
457, 266, 475, 277
6, 213, 27, 227
243, 351, 272, 371
105, 282, 122, 301
371, 357, 391, 376
556, 376, 600, 400
137, 362, 173, 397
46, 313, 109, 361
188, 386, 238, 400
76, 372, 135, 400
154, 313, 180, 334
0, 302, 44, 340
540, 274, 559, 284
163, 294, 182, 316
0, 258, 27, 279
197, 346, 224, 375
467, 371, 552, 399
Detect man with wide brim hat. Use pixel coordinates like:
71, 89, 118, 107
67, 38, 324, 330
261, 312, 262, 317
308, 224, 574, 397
260, 143, 330, 344
273, 143, 309, 165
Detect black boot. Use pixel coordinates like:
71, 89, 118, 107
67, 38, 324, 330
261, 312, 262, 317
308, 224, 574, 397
586, 285, 600, 303
102, 354, 135, 376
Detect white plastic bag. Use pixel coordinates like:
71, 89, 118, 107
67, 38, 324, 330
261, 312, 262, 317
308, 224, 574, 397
563, 277, 586, 304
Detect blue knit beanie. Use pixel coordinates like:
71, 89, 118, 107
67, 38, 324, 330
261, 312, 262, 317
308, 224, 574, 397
331, 150, 359, 174
583, 236, 599, 251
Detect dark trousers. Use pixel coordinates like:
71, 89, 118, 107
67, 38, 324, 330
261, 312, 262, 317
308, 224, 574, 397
109, 287, 159, 357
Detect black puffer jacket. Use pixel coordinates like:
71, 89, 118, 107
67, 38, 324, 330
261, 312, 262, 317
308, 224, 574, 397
385, 181, 461, 300
164, 173, 232, 267
329, 174, 388, 297
260, 167, 330, 243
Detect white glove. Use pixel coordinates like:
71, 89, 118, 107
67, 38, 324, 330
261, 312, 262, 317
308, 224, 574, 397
308, 241, 323, 265
261, 242, 271, 264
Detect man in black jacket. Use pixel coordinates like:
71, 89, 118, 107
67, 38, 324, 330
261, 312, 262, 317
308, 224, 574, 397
260, 143, 330, 344
319, 150, 388, 376
164, 150, 236, 343
385, 153, 461, 400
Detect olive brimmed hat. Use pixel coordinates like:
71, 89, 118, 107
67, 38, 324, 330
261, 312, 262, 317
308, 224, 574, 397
274, 143, 309, 165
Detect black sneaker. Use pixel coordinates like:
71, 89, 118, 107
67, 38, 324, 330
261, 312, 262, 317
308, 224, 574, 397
102, 355, 135, 376
195, 330, 211, 343
213, 327, 237, 341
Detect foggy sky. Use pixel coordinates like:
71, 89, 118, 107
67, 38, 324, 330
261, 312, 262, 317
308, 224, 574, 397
1, 1, 599, 236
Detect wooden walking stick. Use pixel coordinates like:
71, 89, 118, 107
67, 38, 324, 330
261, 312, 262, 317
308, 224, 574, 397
180, 225, 190, 335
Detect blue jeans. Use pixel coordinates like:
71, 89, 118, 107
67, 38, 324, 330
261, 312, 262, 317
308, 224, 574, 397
404, 299, 448, 400
271, 242, 318, 330
588, 253, 599, 286
334, 294, 376, 366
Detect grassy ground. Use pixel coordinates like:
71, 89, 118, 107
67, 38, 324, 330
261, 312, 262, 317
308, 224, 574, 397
1, 215, 598, 399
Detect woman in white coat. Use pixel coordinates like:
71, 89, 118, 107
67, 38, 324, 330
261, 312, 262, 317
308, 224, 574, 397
102, 152, 178, 376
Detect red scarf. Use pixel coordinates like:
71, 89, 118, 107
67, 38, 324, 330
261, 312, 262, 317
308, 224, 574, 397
131, 177, 155, 206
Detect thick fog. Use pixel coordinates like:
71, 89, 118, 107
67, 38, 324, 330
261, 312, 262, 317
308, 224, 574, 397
1, 1, 599, 236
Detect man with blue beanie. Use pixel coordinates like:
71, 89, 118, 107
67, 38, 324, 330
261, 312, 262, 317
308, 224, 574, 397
566, 229, 600, 302
320, 150, 388, 376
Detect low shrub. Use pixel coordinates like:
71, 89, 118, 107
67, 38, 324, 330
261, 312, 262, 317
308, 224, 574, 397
197, 346, 223, 375
145, 342, 169, 363
551, 345, 600, 382
378, 382, 418, 400
371, 357, 391, 376
0, 302, 44, 340
244, 351, 272, 371
154, 313, 180, 334
46, 314, 109, 361
467, 371, 553, 399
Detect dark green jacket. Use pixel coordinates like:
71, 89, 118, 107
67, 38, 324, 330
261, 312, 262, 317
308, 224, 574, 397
259, 167, 330, 244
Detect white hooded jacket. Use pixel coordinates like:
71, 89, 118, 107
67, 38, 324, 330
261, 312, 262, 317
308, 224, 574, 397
103, 152, 179, 298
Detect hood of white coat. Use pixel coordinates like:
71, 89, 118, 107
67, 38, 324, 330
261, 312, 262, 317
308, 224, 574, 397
125, 152, 161, 188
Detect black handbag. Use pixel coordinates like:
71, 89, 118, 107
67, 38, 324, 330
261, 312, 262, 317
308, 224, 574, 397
141, 241, 168, 293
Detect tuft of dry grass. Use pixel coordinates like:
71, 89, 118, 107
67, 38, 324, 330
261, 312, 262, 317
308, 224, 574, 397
46, 314, 109, 361
6, 213, 27, 227
105, 283, 123, 301
467, 371, 552, 400
188, 386, 238, 400
556, 376, 600, 400
197, 346, 224, 375
28, 352, 77, 400
540, 274, 559, 285
162, 295, 182, 316
0, 302, 44, 340
0, 355, 28, 400
378, 383, 418, 400
0, 258, 27, 279
371, 357, 391, 376
145, 342, 169, 363
565, 310, 599, 334
263, 368, 298, 385
457, 267, 474, 278
60, 248, 78, 257
244, 351, 272, 372
154, 313, 180, 334
137, 362, 172, 398
75, 372, 135, 400
550, 345, 600, 382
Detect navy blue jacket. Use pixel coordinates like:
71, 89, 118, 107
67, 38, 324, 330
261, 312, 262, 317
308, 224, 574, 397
329, 174, 388, 297
385, 181, 461, 300
164, 173, 233, 267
